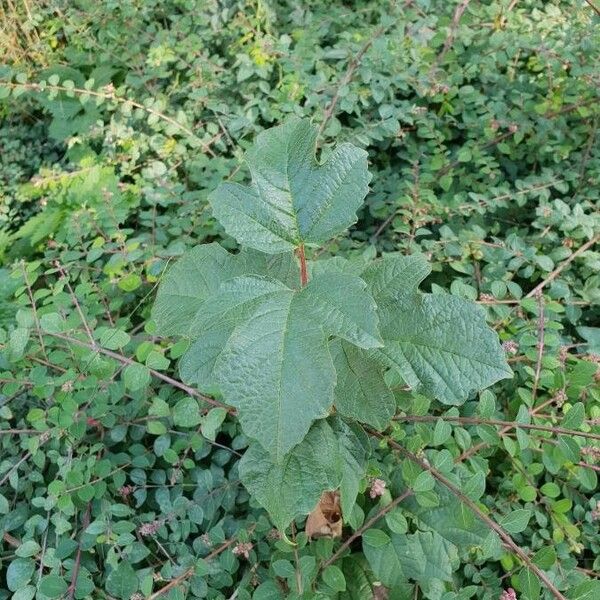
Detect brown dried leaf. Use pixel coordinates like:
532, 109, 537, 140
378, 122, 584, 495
305, 490, 342, 539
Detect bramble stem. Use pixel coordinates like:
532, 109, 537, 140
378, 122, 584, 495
369, 429, 567, 600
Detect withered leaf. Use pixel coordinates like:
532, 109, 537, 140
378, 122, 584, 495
305, 490, 342, 539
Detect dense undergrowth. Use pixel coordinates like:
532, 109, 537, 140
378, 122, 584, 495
0, 1, 599, 599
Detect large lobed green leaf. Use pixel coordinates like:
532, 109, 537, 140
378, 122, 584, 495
363, 254, 512, 405
151, 244, 239, 336
151, 244, 300, 336
209, 118, 371, 253
180, 272, 381, 458
331, 339, 396, 430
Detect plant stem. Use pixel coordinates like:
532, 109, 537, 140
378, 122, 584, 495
394, 414, 600, 441
532, 290, 545, 402
369, 429, 567, 600
47, 332, 232, 412
67, 504, 91, 599
320, 489, 414, 570
297, 244, 308, 287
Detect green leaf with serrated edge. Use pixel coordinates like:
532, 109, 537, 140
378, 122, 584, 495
323, 565, 346, 592
331, 340, 395, 429
363, 530, 458, 589
567, 580, 600, 600
152, 244, 300, 338
7, 558, 35, 591
209, 118, 371, 253
99, 328, 130, 350
296, 272, 382, 348
238, 420, 342, 530
151, 243, 241, 336
181, 274, 380, 458
238, 248, 300, 288
330, 416, 368, 519
362, 254, 512, 404
532, 546, 556, 569
377, 293, 512, 405
172, 397, 201, 428
309, 255, 364, 277
577, 326, 600, 353
362, 529, 390, 547
340, 556, 413, 600
39, 574, 68, 598
105, 561, 138, 599
562, 402, 585, 429
499, 509, 531, 534
518, 567, 541, 600
361, 253, 431, 307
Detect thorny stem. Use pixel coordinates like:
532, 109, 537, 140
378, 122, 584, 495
46, 332, 232, 413
394, 414, 600, 441
369, 429, 567, 600
67, 504, 91, 599
296, 244, 308, 287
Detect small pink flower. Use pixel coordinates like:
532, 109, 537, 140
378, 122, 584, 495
500, 589, 517, 600
138, 520, 163, 536
119, 485, 134, 497
370, 478, 386, 499
553, 389, 567, 407
232, 542, 253, 559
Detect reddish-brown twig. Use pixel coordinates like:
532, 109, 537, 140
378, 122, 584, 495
147, 525, 255, 599
67, 504, 91, 599
47, 332, 232, 412
525, 234, 599, 299
431, 0, 471, 68
369, 430, 566, 600
393, 414, 600, 441
296, 244, 308, 287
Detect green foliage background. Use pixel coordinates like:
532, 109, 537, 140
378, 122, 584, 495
0, 0, 599, 599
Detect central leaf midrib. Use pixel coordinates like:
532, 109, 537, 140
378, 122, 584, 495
274, 292, 295, 461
